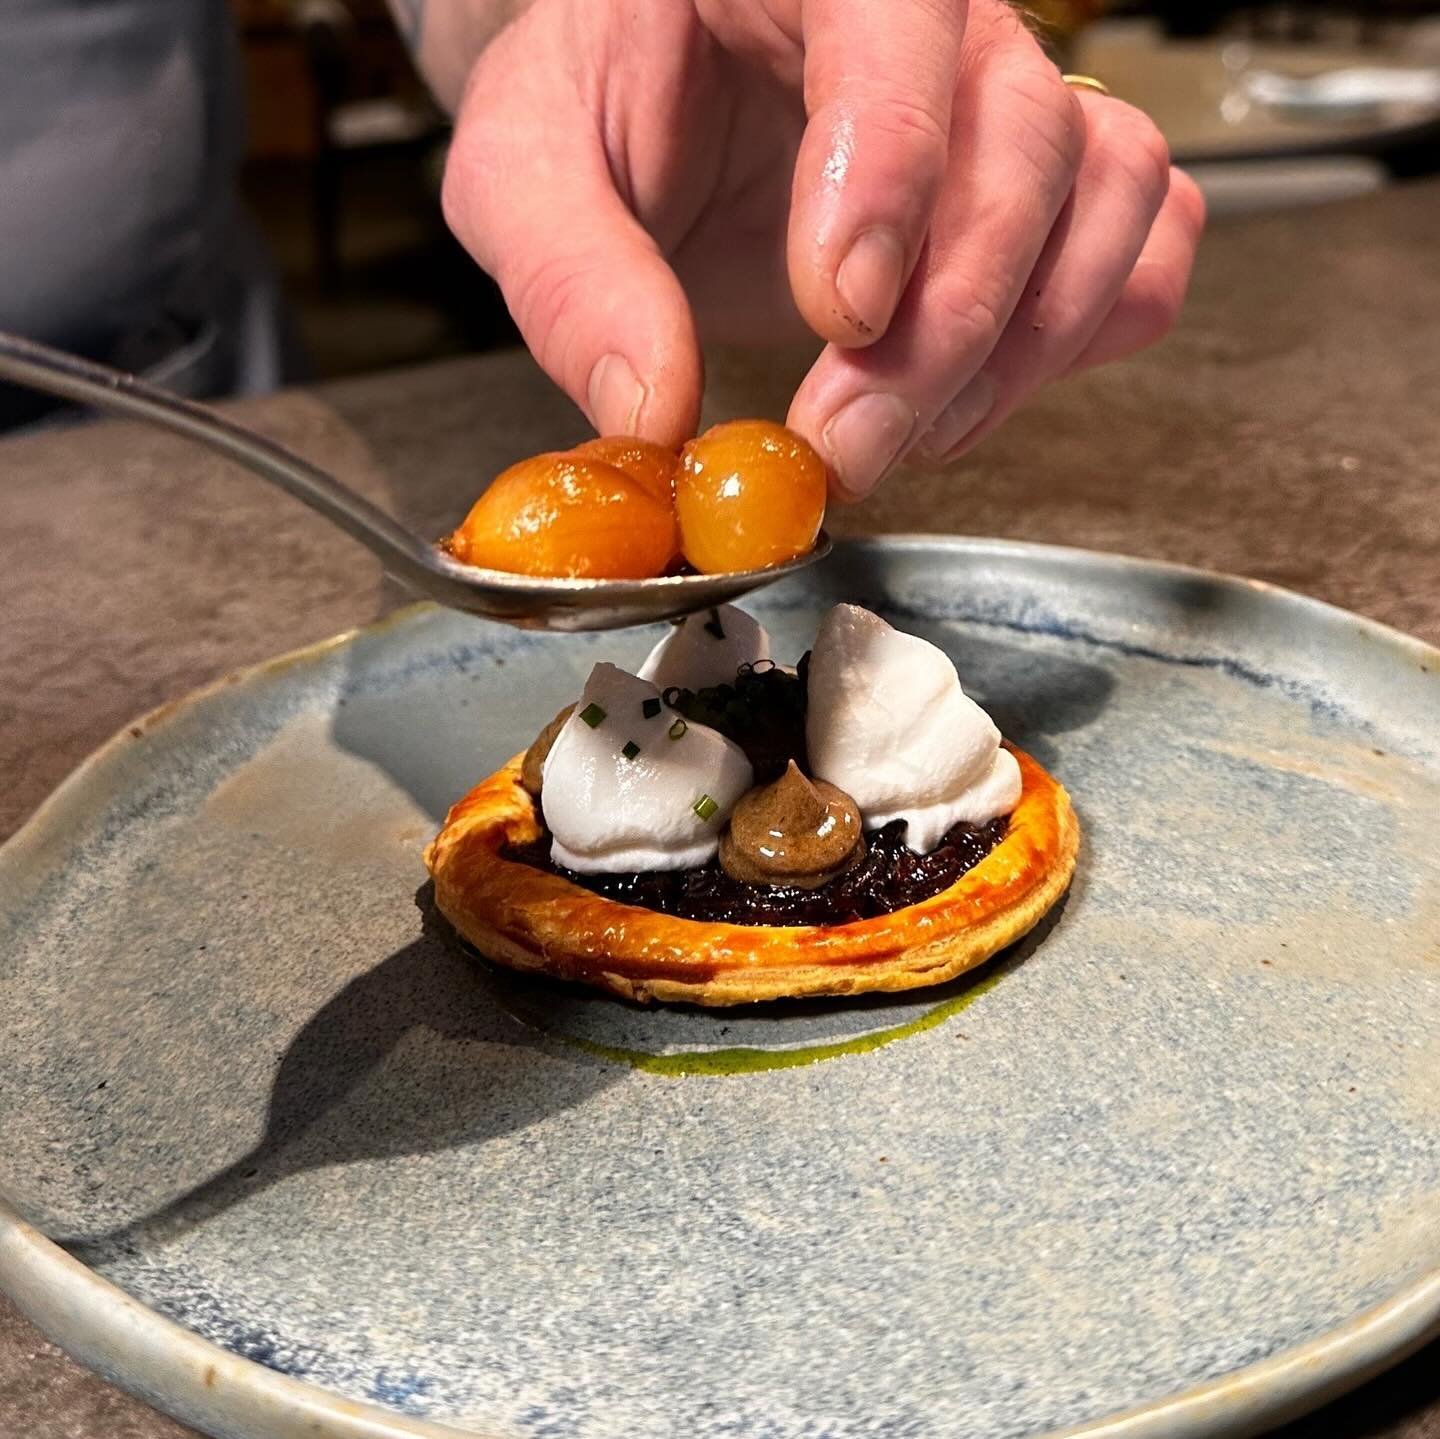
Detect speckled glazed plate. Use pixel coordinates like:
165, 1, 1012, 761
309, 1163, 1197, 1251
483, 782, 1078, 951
2, 538, 1438, 1439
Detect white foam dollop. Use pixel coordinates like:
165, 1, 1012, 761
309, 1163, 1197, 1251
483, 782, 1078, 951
805, 604, 1021, 853
638, 604, 769, 693
541, 663, 753, 873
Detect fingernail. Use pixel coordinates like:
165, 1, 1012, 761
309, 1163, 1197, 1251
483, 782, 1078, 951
821, 391, 918, 499
912, 374, 998, 462
587, 353, 647, 434
835, 228, 907, 340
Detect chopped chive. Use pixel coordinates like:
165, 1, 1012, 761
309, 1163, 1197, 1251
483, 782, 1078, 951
662, 686, 685, 708
703, 607, 725, 640
579, 702, 606, 728
668, 718, 688, 740
621, 739, 641, 760
641, 697, 661, 719
693, 793, 719, 822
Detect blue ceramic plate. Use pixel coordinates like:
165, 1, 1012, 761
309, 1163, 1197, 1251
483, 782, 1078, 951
2, 538, 1438, 1439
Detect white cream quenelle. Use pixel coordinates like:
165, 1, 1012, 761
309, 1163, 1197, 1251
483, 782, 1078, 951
542, 663, 753, 873
638, 604, 770, 693
805, 605, 1021, 853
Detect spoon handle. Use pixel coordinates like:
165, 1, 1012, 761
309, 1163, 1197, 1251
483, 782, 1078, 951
0, 331, 447, 592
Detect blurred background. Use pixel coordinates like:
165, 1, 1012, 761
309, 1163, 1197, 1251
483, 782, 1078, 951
233, 0, 1440, 386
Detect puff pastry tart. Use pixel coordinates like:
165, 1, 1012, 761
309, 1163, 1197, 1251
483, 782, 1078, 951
425, 603, 1079, 1006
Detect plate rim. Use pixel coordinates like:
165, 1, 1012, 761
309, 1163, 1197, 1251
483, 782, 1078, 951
3, 534, 1438, 1439
8, 1201, 1438, 1439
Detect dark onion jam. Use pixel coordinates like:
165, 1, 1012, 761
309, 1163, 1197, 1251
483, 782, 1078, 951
506, 815, 1007, 927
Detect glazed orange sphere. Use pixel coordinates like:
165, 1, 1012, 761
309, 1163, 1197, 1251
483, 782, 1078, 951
448, 452, 675, 579
572, 436, 680, 559
572, 436, 677, 505
675, 420, 827, 574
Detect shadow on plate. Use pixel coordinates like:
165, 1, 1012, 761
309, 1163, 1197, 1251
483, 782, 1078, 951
65, 874, 1073, 1263
63, 884, 622, 1261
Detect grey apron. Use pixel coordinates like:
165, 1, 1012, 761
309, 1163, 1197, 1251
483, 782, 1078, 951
0, 0, 290, 428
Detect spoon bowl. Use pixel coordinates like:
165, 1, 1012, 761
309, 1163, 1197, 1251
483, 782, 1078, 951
0, 333, 830, 631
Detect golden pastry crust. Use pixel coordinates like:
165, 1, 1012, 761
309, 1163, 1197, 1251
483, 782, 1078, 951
425, 743, 1079, 1006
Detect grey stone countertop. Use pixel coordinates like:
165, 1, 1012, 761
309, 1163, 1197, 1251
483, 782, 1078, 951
2, 180, 1438, 1438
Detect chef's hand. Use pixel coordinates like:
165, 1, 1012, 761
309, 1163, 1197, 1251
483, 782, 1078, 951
434, 0, 1204, 498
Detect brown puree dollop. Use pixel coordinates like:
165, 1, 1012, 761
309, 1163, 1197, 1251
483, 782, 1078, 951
719, 760, 863, 889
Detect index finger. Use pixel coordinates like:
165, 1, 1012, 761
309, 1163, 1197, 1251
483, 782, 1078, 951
788, 11, 1084, 496
787, 0, 967, 348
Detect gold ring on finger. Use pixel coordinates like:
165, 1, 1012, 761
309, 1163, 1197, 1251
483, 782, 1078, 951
1060, 73, 1112, 97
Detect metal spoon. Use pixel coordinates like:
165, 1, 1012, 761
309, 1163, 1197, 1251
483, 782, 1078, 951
0, 332, 830, 631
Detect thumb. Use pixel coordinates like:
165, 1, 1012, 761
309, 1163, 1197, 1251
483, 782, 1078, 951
441, 46, 702, 444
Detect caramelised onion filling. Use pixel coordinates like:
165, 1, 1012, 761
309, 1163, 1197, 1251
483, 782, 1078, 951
507, 814, 1007, 927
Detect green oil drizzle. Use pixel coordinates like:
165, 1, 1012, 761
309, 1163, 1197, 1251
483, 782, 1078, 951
509, 967, 1006, 1077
